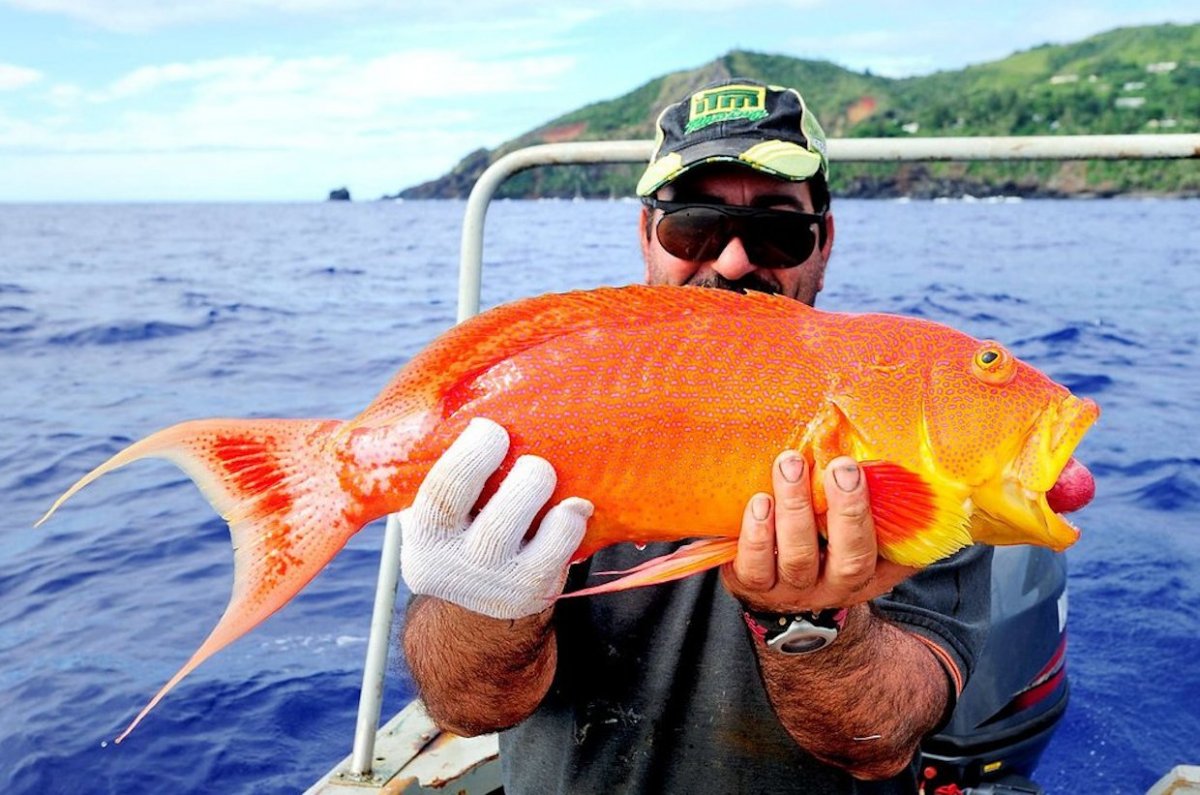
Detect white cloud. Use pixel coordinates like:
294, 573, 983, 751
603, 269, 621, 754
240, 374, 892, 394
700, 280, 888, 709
46, 83, 84, 106
3, 0, 602, 32
3, 0, 819, 32
619, 0, 820, 7
6, 0, 365, 31
795, 4, 1200, 77
5, 49, 575, 157
0, 127, 504, 200
99, 57, 277, 100
0, 63, 42, 90
789, 29, 936, 76
95, 56, 272, 100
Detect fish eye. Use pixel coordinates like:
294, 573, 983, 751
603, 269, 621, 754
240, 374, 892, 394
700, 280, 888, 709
972, 342, 1016, 385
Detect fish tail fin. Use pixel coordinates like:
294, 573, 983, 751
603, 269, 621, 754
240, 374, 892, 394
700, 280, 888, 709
114, 615, 237, 744
34, 426, 185, 528
559, 538, 739, 599
861, 461, 973, 568
37, 417, 377, 743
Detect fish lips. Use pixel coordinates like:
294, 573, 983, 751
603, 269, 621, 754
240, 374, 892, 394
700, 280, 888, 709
969, 394, 1100, 551
1016, 394, 1100, 494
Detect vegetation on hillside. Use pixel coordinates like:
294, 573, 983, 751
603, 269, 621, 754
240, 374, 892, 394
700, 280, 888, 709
397, 23, 1200, 199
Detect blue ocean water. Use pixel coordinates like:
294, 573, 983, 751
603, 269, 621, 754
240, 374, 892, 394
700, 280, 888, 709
1, 198, 1198, 793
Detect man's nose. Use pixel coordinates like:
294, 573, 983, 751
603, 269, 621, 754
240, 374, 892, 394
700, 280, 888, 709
711, 236, 757, 280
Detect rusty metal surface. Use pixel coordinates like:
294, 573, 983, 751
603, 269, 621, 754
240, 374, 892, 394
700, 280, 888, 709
1147, 765, 1200, 795
305, 701, 500, 795
380, 732, 500, 794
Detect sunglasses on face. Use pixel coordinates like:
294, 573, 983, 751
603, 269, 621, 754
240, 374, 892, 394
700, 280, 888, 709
644, 198, 827, 269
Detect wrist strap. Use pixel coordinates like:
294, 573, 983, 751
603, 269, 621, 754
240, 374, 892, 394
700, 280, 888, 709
742, 607, 849, 655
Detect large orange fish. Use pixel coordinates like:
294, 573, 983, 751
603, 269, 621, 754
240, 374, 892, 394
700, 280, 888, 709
38, 285, 1098, 742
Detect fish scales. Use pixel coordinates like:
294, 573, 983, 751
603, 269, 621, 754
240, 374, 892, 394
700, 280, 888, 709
37, 284, 1099, 741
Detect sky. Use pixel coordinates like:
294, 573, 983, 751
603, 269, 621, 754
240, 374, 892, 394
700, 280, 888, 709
1, 1, 1196, 202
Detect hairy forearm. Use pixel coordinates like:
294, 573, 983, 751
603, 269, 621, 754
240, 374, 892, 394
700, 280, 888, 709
402, 595, 557, 736
756, 603, 949, 780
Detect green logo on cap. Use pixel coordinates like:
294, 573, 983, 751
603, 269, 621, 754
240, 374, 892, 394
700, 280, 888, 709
686, 85, 767, 134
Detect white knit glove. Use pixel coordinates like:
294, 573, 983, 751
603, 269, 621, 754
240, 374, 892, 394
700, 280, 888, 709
400, 417, 592, 619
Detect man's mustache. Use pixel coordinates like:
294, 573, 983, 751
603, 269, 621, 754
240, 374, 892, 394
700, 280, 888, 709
686, 273, 780, 295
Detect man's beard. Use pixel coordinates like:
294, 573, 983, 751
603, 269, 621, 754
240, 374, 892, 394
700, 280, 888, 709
685, 272, 780, 295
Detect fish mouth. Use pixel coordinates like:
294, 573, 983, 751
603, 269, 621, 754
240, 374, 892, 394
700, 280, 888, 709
969, 395, 1100, 551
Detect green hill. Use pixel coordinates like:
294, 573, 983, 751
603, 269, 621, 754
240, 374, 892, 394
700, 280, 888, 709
397, 23, 1200, 199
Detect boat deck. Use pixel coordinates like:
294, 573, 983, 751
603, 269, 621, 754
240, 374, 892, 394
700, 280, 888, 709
307, 701, 500, 794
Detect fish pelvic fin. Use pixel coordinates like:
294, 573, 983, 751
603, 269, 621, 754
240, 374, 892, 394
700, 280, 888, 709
861, 461, 973, 568
558, 538, 740, 599
38, 417, 383, 743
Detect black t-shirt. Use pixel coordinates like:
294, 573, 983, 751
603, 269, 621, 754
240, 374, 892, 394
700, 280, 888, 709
499, 541, 992, 794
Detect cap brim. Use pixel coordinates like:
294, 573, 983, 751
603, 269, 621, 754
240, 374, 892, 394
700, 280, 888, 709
636, 137, 824, 196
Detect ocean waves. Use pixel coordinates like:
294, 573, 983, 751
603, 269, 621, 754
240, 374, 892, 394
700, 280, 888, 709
48, 319, 210, 347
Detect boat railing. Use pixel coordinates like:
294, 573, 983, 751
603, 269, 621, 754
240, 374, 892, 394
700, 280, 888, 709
325, 132, 1199, 790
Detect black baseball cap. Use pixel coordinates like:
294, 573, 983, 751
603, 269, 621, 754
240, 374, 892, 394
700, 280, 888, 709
636, 79, 829, 197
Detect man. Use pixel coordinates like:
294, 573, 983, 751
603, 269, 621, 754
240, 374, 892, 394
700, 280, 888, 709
399, 79, 991, 793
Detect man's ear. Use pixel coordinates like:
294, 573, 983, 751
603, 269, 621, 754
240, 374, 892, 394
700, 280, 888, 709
815, 212, 835, 294
822, 212, 836, 260
639, 206, 654, 274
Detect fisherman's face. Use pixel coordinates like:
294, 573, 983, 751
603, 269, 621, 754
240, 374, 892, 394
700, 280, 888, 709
640, 164, 834, 307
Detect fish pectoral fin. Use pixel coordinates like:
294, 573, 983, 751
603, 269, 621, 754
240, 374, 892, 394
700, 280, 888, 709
790, 399, 861, 515
860, 461, 973, 568
558, 538, 739, 599
791, 399, 853, 461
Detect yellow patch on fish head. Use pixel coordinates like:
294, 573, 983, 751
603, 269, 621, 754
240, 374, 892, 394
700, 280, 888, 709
921, 335, 1099, 551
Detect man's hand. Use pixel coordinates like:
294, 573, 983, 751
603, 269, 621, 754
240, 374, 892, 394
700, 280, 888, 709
721, 453, 918, 612
400, 417, 592, 620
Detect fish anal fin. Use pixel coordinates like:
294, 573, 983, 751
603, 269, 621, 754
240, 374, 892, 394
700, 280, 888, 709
559, 538, 739, 599
860, 461, 972, 568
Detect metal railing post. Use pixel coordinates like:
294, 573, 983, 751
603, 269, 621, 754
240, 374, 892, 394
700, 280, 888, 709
348, 512, 405, 776
457, 141, 655, 321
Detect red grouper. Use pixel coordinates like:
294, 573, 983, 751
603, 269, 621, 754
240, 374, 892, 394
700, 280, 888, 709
37, 284, 1099, 742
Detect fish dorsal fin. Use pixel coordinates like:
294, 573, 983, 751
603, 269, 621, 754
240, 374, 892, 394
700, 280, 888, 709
352, 286, 812, 428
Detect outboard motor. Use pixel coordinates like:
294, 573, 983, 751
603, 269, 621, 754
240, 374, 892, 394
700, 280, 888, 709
918, 546, 1070, 795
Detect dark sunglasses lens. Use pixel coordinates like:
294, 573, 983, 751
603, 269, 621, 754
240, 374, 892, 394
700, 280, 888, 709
656, 206, 819, 269
742, 214, 819, 268
656, 207, 730, 261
